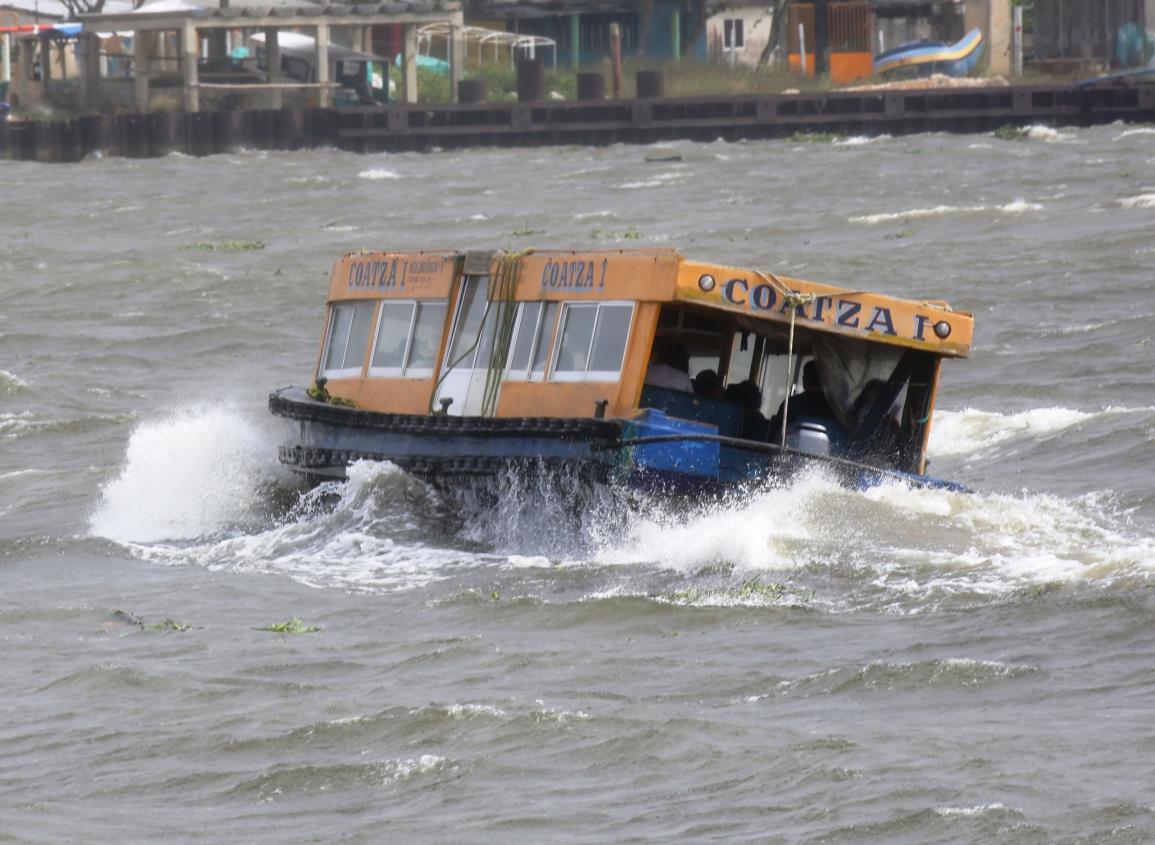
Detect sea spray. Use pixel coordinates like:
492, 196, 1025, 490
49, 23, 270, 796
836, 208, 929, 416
90, 405, 281, 544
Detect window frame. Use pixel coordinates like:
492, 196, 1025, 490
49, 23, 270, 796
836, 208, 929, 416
367, 299, 447, 379
549, 301, 635, 383
320, 300, 377, 380
505, 300, 560, 382
724, 18, 745, 50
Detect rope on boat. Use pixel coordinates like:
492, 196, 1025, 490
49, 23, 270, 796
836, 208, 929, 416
427, 249, 529, 416
480, 251, 525, 417
752, 269, 816, 451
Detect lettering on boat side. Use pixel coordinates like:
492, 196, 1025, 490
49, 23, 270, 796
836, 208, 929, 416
539, 258, 608, 292
721, 278, 939, 341
345, 255, 448, 292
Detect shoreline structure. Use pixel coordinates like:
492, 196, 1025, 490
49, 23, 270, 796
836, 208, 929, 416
3, 80, 1153, 163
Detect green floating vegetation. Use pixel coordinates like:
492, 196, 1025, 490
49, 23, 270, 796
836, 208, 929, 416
149, 618, 194, 632
180, 240, 266, 252
257, 617, 321, 634
666, 578, 814, 606
510, 224, 545, 237
789, 131, 844, 144
993, 124, 1030, 141
742, 578, 816, 603
884, 226, 914, 240
219, 240, 266, 251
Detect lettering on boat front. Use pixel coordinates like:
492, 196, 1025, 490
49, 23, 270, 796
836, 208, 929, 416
539, 257, 608, 292
721, 278, 939, 342
345, 255, 449, 293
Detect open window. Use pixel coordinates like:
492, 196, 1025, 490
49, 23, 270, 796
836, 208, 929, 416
321, 300, 376, 379
368, 300, 448, 378
550, 302, 634, 382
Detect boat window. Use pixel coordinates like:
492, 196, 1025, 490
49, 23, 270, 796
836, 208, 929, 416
530, 302, 559, 378
407, 302, 448, 374
588, 304, 634, 374
507, 301, 559, 381
367, 300, 447, 378
551, 302, 634, 382
447, 277, 489, 369
321, 301, 375, 378
370, 302, 416, 372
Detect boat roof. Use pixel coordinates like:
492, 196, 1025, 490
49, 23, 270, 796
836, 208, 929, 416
326, 248, 974, 357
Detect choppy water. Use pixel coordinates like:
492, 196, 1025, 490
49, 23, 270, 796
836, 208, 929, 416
3, 124, 1155, 843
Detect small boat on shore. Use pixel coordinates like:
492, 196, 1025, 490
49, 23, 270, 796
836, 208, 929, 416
270, 248, 973, 493
874, 28, 984, 79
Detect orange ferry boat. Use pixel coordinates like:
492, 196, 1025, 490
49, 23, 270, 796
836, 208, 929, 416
270, 248, 973, 492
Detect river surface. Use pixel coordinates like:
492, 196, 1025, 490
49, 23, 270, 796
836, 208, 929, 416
2, 124, 1155, 843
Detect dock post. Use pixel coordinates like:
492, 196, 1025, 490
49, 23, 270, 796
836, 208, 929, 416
34, 119, 61, 163
148, 110, 181, 156
458, 78, 486, 103
517, 58, 544, 102
182, 22, 200, 113
448, 24, 465, 103
402, 24, 418, 104
636, 70, 664, 98
1012, 5, 1023, 77
315, 22, 331, 109
133, 31, 153, 112
610, 23, 622, 97
213, 109, 248, 153
576, 72, 605, 100
265, 28, 282, 110
78, 32, 102, 113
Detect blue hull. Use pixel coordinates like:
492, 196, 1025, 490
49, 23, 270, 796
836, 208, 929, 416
270, 387, 966, 493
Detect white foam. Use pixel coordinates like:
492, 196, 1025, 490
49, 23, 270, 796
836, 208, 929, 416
849, 200, 1040, 224
594, 468, 837, 572
863, 481, 1155, 585
935, 803, 1009, 818
0, 411, 42, 440
1117, 193, 1155, 209
446, 703, 507, 719
358, 168, 401, 180
127, 460, 479, 592
391, 754, 445, 780
90, 406, 277, 543
1114, 127, 1155, 140
928, 407, 1095, 458
833, 135, 889, 146
617, 172, 687, 189
0, 370, 28, 394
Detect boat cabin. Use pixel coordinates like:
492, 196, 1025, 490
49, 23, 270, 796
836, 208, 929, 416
309, 248, 972, 483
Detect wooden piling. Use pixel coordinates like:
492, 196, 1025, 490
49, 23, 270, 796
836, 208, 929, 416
516, 59, 545, 102
636, 71, 664, 99
576, 72, 606, 100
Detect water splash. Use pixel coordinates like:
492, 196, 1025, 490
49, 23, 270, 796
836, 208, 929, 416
89, 406, 281, 544
850, 201, 1042, 225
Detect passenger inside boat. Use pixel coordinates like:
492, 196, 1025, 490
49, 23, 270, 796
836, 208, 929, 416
767, 361, 837, 438
644, 337, 693, 391
638, 303, 941, 474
